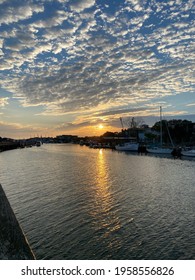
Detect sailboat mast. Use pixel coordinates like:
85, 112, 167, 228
160, 106, 162, 147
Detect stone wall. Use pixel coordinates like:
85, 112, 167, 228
0, 184, 35, 260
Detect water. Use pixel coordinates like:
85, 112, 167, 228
0, 144, 194, 260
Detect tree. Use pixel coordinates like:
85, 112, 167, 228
152, 119, 193, 145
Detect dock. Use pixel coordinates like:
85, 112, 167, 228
0, 184, 35, 260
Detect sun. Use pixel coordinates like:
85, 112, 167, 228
98, 124, 104, 129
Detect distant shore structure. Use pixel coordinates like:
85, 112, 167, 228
0, 184, 35, 260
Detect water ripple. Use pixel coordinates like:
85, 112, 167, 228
0, 144, 194, 259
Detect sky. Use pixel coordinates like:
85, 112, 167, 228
0, 0, 195, 139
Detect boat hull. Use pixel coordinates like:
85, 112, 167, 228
115, 143, 139, 151
181, 150, 195, 157
147, 148, 173, 154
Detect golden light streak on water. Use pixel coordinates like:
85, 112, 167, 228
89, 149, 122, 251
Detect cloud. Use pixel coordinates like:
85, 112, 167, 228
0, 0, 194, 130
95, 106, 150, 117
0, 97, 9, 107
69, 0, 96, 12
0, 120, 43, 138
32, 10, 69, 29
0, 1, 44, 26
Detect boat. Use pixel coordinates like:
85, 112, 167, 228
147, 146, 173, 154
36, 141, 42, 147
147, 106, 174, 155
115, 142, 139, 151
181, 149, 195, 157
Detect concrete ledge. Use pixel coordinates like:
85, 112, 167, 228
0, 184, 35, 260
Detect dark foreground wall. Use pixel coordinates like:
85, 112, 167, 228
0, 184, 35, 260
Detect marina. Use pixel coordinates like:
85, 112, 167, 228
0, 0, 194, 265
0, 144, 194, 260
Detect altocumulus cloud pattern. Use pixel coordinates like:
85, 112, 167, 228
0, 0, 194, 136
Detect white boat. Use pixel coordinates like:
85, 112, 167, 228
115, 142, 139, 151
147, 106, 174, 155
181, 149, 195, 157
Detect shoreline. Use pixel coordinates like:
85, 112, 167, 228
0, 143, 20, 153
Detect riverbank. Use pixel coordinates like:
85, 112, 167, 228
0, 142, 20, 152
0, 184, 35, 260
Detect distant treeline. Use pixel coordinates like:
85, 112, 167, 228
152, 119, 195, 145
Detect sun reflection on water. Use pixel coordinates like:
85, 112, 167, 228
90, 149, 122, 252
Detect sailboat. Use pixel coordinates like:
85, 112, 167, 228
181, 149, 195, 157
147, 107, 174, 154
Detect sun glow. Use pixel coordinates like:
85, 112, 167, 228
98, 124, 104, 129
